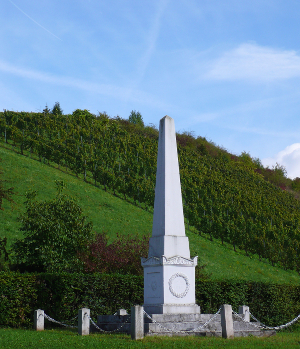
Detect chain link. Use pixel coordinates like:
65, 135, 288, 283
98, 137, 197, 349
249, 312, 300, 330
143, 308, 221, 334
233, 310, 300, 331
44, 313, 78, 328
87, 314, 131, 333
232, 311, 262, 330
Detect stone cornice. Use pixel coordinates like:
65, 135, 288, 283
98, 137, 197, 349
141, 255, 198, 267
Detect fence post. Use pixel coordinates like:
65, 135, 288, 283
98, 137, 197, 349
221, 304, 234, 339
131, 305, 144, 340
239, 305, 250, 322
78, 308, 90, 336
117, 309, 128, 316
34, 309, 44, 331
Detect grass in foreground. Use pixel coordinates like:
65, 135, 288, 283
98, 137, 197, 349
1, 145, 300, 284
0, 328, 300, 349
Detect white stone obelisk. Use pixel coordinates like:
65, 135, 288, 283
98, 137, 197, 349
142, 115, 200, 314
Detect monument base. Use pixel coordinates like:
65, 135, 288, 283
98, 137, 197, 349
97, 312, 276, 337
144, 304, 200, 315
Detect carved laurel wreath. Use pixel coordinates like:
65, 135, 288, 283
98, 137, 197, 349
168, 273, 190, 298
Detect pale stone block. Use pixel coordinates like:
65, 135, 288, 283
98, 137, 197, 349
117, 309, 128, 316
131, 305, 144, 340
78, 308, 90, 336
239, 305, 250, 322
148, 236, 190, 259
34, 309, 44, 331
221, 304, 234, 339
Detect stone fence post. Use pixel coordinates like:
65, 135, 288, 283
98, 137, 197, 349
131, 305, 144, 340
78, 308, 90, 335
239, 305, 250, 322
221, 304, 234, 339
34, 309, 44, 331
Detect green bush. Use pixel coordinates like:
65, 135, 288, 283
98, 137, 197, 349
12, 183, 93, 273
1, 272, 300, 329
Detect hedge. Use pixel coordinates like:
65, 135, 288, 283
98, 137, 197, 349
1, 272, 300, 328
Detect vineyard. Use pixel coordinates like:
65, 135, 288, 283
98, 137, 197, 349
1, 109, 300, 274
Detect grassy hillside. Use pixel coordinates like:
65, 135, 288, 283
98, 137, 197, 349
1, 145, 299, 285
1, 110, 300, 273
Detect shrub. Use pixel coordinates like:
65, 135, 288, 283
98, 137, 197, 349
12, 182, 93, 273
0, 272, 300, 329
79, 232, 149, 275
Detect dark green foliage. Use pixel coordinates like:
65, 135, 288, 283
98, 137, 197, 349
1, 272, 300, 329
0, 237, 10, 271
128, 110, 144, 127
0, 158, 14, 210
196, 280, 300, 327
0, 273, 38, 327
51, 102, 63, 116
43, 104, 51, 115
12, 183, 93, 273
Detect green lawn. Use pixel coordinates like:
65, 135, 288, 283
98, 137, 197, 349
0, 328, 300, 349
1, 144, 300, 284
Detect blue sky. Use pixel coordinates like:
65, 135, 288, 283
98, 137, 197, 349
1, 0, 300, 178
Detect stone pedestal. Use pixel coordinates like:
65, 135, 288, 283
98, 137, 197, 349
142, 256, 200, 314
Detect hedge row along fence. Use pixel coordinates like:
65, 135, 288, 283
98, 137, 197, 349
1, 110, 300, 273
1, 272, 300, 329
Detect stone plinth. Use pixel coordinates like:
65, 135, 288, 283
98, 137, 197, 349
142, 255, 200, 314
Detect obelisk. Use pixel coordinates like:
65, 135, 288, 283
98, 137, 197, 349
142, 115, 200, 315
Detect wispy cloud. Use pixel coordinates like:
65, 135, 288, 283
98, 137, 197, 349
262, 143, 300, 179
123, 0, 169, 105
136, 0, 169, 83
8, 0, 62, 41
0, 60, 172, 110
205, 43, 300, 82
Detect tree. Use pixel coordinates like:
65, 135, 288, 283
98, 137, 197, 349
128, 110, 144, 127
12, 181, 93, 272
51, 102, 63, 116
43, 104, 51, 115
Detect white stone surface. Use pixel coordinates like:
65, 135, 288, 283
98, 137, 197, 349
239, 305, 250, 322
148, 236, 190, 259
143, 115, 199, 315
34, 309, 44, 331
131, 305, 144, 340
221, 304, 234, 339
151, 116, 186, 240
117, 309, 128, 316
78, 308, 90, 336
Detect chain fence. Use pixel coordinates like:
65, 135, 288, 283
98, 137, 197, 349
87, 313, 131, 333
232, 310, 300, 331
43, 313, 78, 328
39, 307, 300, 335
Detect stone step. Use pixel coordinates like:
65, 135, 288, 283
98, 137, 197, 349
96, 313, 275, 337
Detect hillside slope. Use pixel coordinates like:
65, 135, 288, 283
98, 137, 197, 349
1, 110, 300, 273
1, 145, 299, 285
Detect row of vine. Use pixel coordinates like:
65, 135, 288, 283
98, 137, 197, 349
1, 109, 300, 273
